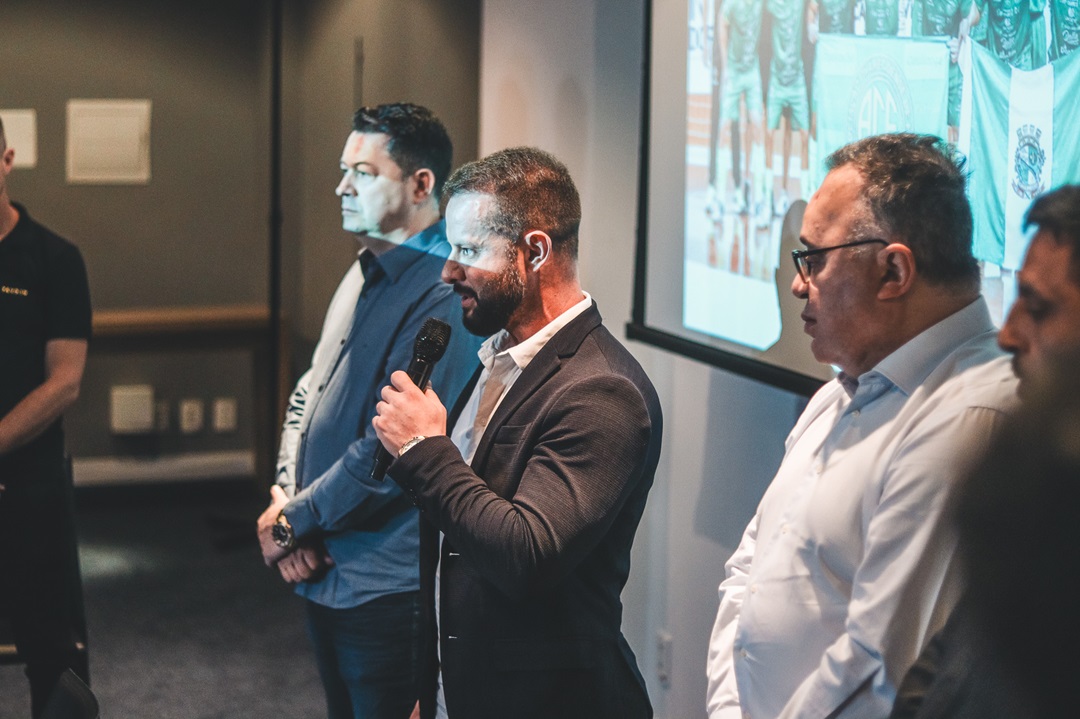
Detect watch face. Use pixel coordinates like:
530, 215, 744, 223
272, 521, 293, 548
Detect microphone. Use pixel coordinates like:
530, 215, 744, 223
370, 317, 452, 481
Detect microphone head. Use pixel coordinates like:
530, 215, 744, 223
414, 317, 452, 362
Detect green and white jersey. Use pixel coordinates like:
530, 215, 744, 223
820, 0, 857, 32
864, 0, 900, 34
976, 0, 1048, 69
768, 0, 807, 85
724, 0, 766, 73
912, 0, 971, 36
1049, 0, 1080, 60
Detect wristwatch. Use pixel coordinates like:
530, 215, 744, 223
398, 435, 427, 457
271, 512, 295, 550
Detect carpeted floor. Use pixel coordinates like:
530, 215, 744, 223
0, 480, 325, 718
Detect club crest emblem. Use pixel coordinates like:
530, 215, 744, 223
1012, 124, 1046, 200
848, 54, 914, 139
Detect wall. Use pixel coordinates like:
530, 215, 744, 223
1, 0, 272, 310
479, 2, 804, 716
2, 0, 481, 478
281, 0, 482, 358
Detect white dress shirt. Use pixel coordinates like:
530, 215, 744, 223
435, 292, 593, 718
706, 297, 1017, 719
275, 255, 364, 493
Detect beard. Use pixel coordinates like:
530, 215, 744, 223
459, 262, 527, 337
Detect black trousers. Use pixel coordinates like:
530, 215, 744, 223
0, 455, 89, 718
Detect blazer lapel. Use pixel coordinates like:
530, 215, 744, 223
470, 303, 603, 468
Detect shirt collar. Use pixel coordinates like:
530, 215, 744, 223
358, 219, 448, 284
477, 292, 593, 372
850, 296, 996, 398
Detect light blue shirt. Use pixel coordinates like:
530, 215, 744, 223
707, 297, 1018, 719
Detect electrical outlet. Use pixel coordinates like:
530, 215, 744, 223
212, 397, 238, 433
109, 384, 155, 434
179, 398, 204, 434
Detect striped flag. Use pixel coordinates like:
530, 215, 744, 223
960, 40, 1080, 269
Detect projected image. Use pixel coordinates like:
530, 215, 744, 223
683, 0, 1080, 351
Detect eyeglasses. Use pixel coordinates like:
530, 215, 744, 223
791, 238, 888, 282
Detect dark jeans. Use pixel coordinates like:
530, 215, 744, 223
306, 590, 421, 719
0, 456, 89, 718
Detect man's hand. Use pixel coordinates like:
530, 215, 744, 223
372, 370, 448, 456
257, 484, 291, 567
277, 541, 334, 583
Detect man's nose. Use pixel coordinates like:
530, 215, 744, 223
441, 258, 463, 285
336, 174, 353, 197
791, 271, 809, 299
997, 306, 1024, 356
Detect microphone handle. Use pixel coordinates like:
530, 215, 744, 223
370, 356, 435, 482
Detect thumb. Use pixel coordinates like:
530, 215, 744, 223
270, 484, 288, 503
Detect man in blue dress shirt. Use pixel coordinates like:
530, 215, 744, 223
256, 103, 481, 719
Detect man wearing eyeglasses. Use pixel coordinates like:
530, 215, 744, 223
706, 133, 1017, 719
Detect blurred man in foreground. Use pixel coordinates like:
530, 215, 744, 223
890, 184, 1080, 719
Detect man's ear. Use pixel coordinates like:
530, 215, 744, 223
877, 242, 916, 300
411, 168, 436, 203
523, 230, 552, 272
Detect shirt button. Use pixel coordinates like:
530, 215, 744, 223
852, 409, 861, 417
740, 649, 748, 658
750, 584, 757, 594
317, 384, 324, 391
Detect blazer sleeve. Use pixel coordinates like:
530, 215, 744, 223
390, 372, 656, 601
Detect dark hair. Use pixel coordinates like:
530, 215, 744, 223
441, 146, 581, 259
826, 133, 978, 288
1023, 184, 1080, 280
0, 115, 6, 152
352, 103, 452, 200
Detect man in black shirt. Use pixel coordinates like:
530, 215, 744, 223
0, 116, 92, 717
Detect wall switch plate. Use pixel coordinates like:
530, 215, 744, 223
179, 398, 204, 434
212, 397, 238, 433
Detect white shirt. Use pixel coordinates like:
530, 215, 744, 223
706, 297, 1017, 719
435, 292, 592, 718
275, 256, 364, 493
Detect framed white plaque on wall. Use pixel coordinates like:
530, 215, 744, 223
0, 109, 38, 168
66, 99, 151, 184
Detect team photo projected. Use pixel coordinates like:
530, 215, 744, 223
633, 0, 1080, 391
